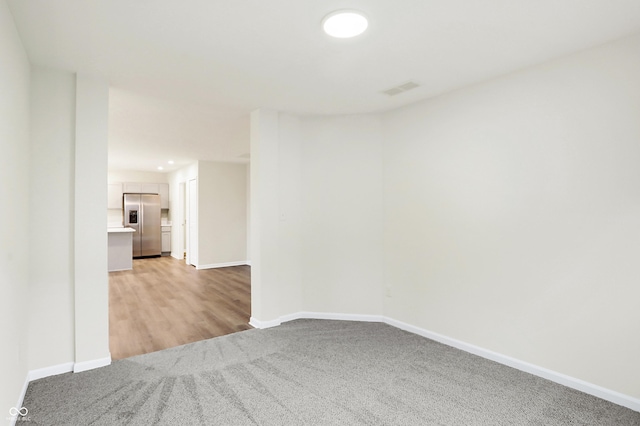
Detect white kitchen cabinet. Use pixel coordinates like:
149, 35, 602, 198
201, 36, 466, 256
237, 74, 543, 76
123, 182, 142, 193
107, 183, 123, 209
141, 183, 159, 194
159, 183, 169, 209
108, 227, 135, 271
122, 182, 169, 207
161, 226, 171, 253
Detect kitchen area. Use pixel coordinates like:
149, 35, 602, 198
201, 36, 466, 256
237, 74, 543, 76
107, 181, 172, 272
105, 164, 250, 359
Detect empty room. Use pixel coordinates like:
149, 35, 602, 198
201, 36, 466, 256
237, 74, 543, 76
2, 0, 640, 424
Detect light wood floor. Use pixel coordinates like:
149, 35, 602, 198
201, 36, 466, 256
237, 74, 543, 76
109, 256, 252, 360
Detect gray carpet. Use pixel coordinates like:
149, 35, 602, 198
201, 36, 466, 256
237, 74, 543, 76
21, 319, 640, 425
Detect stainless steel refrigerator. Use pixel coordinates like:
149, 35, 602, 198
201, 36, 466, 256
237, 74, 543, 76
123, 193, 161, 258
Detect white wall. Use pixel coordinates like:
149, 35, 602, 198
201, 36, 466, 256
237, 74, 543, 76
74, 73, 110, 369
167, 161, 247, 266
249, 111, 385, 322
274, 114, 303, 316
28, 66, 76, 370
246, 165, 251, 263
250, 109, 293, 321
0, 0, 31, 412
382, 33, 640, 399
250, 112, 304, 321
197, 161, 247, 267
299, 115, 385, 315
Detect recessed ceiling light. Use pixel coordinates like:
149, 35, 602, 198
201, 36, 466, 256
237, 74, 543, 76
322, 10, 368, 38
167, 160, 174, 165
157, 166, 164, 171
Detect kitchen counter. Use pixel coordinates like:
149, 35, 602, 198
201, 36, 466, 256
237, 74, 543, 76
108, 227, 136, 233
108, 227, 136, 271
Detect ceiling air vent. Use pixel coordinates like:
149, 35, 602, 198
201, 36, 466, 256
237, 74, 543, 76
382, 81, 420, 96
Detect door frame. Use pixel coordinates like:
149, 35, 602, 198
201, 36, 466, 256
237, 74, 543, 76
185, 178, 198, 266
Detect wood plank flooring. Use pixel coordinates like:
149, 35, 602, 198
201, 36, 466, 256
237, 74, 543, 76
109, 256, 252, 360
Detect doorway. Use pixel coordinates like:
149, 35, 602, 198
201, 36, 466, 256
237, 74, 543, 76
108, 169, 251, 360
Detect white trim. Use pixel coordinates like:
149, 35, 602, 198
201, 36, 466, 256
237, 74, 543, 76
250, 312, 383, 329
196, 260, 250, 270
250, 312, 640, 413
73, 355, 111, 373
28, 361, 74, 381
107, 267, 133, 272
278, 312, 304, 323
282, 311, 384, 324
249, 316, 281, 329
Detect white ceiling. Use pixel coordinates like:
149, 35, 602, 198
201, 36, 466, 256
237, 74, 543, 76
108, 89, 250, 172
8, 0, 640, 172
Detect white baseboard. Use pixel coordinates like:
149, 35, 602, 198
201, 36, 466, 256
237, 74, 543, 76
250, 312, 382, 329
28, 361, 74, 381
249, 316, 281, 329
196, 260, 250, 270
73, 355, 111, 373
282, 311, 384, 324
252, 312, 640, 413
108, 267, 133, 272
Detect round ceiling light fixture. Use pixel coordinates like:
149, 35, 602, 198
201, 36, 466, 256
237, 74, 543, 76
322, 10, 368, 38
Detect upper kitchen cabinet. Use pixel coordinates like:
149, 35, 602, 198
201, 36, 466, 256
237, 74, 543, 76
141, 183, 159, 194
123, 182, 142, 193
107, 183, 123, 209
158, 183, 169, 209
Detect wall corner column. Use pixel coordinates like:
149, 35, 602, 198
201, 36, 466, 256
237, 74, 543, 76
249, 108, 281, 324
73, 73, 110, 370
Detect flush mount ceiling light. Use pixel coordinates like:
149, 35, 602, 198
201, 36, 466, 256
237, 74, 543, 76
322, 10, 368, 38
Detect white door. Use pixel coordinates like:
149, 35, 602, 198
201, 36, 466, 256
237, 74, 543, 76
186, 178, 198, 266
